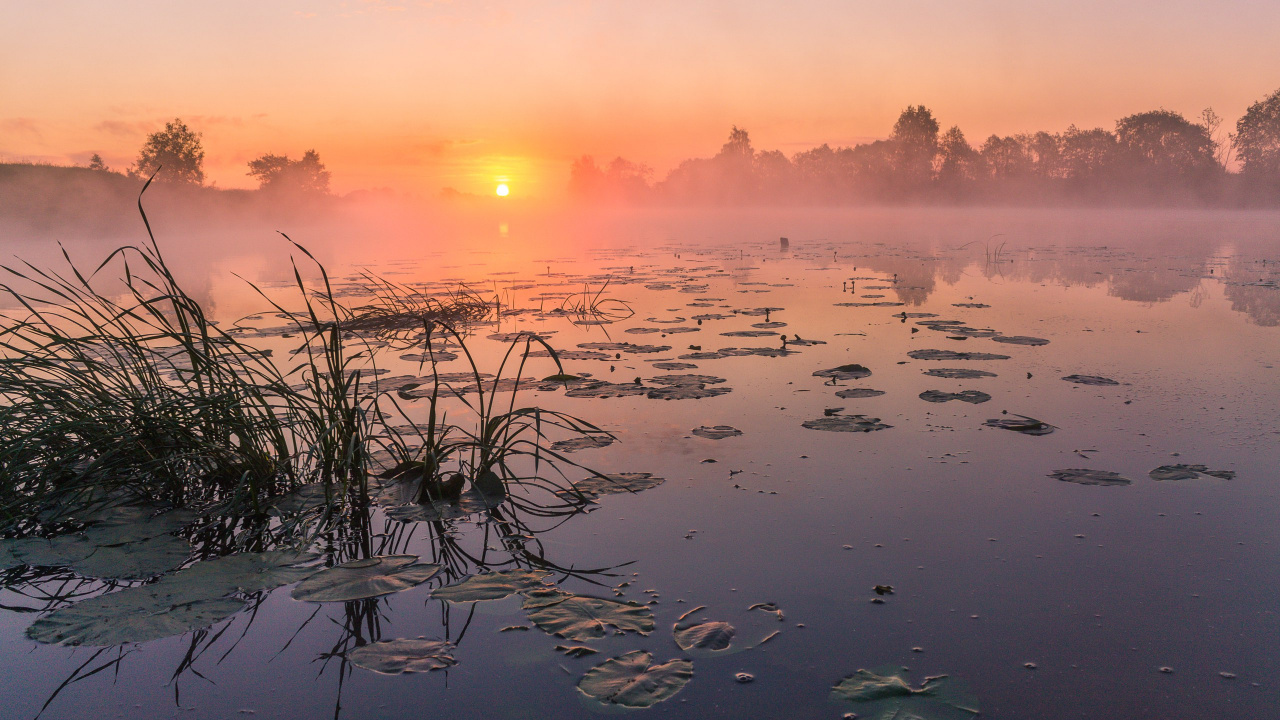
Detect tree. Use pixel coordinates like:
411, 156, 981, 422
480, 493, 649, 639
889, 105, 940, 188
87, 153, 107, 171
1235, 87, 1280, 186
247, 149, 331, 195
133, 118, 204, 185
936, 126, 980, 190
1059, 125, 1118, 184
1114, 110, 1217, 182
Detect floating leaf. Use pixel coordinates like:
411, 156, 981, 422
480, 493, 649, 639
835, 388, 886, 398
647, 385, 732, 400
161, 551, 321, 599
526, 595, 654, 640
551, 436, 614, 452
802, 415, 891, 432
649, 374, 726, 386
69, 533, 191, 580
1062, 374, 1119, 386
924, 368, 996, 379
0, 541, 19, 571
673, 606, 736, 653
832, 669, 979, 719
814, 364, 872, 380
431, 570, 552, 602
909, 350, 1010, 361
291, 556, 440, 602
565, 381, 649, 399
26, 590, 246, 646
919, 390, 991, 404
264, 483, 333, 517
652, 362, 698, 370
578, 650, 693, 708
10, 535, 95, 567
984, 414, 1055, 435
721, 330, 778, 337
556, 644, 599, 658
384, 489, 503, 523
562, 473, 665, 502
692, 425, 743, 440
348, 639, 457, 674
1149, 464, 1235, 481
1049, 469, 1132, 486
992, 335, 1050, 346
82, 508, 198, 545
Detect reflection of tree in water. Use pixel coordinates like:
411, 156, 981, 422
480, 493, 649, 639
1222, 281, 1280, 326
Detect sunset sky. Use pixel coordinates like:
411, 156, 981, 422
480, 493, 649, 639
4, 0, 1279, 198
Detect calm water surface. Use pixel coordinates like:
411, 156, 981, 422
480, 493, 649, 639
1, 208, 1277, 719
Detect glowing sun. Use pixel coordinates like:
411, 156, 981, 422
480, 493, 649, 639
495, 183, 509, 197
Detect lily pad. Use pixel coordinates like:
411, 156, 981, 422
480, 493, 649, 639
551, 436, 615, 452
384, 489, 504, 522
835, 388, 886, 399
264, 483, 332, 517
10, 535, 96, 567
556, 645, 599, 658
802, 415, 892, 432
919, 390, 991, 404
648, 374, 726, 386
692, 425, 743, 440
431, 570, 552, 603
290, 555, 441, 602
673, 606, 736, 652
1149, 464, 1236, 481
909, 349, 1010, 361
984, 414, 1055, 435
526, 595, 655, 640
924, 368, 997, 379
832, 669, 979, 720
721, 330, 778, 337
564, 381, 649, 399
814, 364, 872, 381
647, 385, 732, 400
561, 473, 665, 502
0, 541, 19, 571
1062, 374, 1120, 386
349, 639, 457, 674
69, 533, 191, 580
26, 590, 246, 646
1049, 469, 1132, 486
578, 651, 693, 708
155, 551, 320, 599
81, 508, 198, 545
992, 335, 1050, 346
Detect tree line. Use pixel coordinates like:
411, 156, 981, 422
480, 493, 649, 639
571, 86, 1280, 205
84, 119, 331, 197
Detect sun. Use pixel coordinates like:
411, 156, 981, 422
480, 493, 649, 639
495, 183, 509, 197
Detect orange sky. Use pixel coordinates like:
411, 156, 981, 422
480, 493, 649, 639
4, 1, 1280, 198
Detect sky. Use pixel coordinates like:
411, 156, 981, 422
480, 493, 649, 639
3, 0, 1280, 198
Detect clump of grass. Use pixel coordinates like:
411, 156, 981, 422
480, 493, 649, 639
556, 277, 634, 322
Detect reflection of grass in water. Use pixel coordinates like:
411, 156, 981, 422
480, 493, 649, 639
556, 277, 635, 322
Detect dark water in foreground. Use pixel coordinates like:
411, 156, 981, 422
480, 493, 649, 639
1, 208, 1278, 719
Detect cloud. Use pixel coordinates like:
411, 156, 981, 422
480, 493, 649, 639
94, 120, 154, 136
1, 118, 42, 139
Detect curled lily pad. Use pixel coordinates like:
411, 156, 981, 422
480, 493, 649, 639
832, 669, 979, 719
551, 436, 615, 452
1149, 464, 1236, 481
992, 335, 1050, 346
431, 570, 552, 603
290, 555, 440, 602
348, 639, 457, 674
814, 364, 872, 380
1049, 469, 1131, 486
909, 349, 1010, 361
578, 651, 693, 708
802, 415, 891, 433
1062, 374, 1120, 386
561, 473, 665, 502
10, 535, 95, 567
69, 533, 191, 580
835, 388, 886, 399
984, 414, 1055, 435
673, 606, 735, 653
924, 368, 997, 379
526, 595, 655, 640
919, 390, 991, 404
692, 425, 742, 440
556, 645, 599, 658
26, 590, 246, 646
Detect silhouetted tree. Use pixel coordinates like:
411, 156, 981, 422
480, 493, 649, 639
247, 149, 331, 195
132, 118, 204, 185
936, 126, 980, 193
1235, 87, 1280, 194
890, 106, 939, 189
1059, 125, 1118, 186
981, 135, 1033, 180
569, 155, 652, 201
1199, 107, 1233, 170
754, 149, 795, 200
87, 153, 107, 171
1114, 110, 1217, 186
